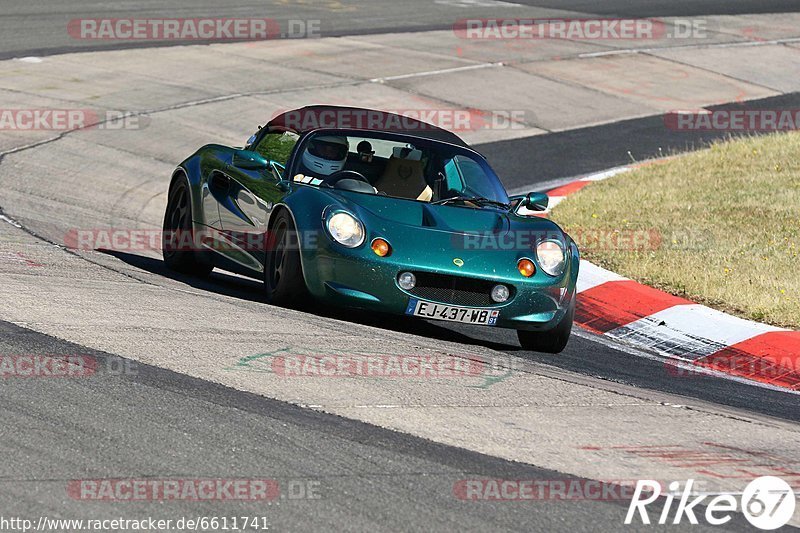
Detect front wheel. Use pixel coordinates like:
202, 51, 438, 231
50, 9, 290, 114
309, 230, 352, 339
517, 298, 575, 354
264, 210, 308, 306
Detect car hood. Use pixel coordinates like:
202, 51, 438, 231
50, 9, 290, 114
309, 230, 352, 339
329, 189, 562, 237
291, 186, 575, 282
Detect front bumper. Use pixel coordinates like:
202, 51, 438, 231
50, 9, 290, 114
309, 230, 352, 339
300, 235, 579, 332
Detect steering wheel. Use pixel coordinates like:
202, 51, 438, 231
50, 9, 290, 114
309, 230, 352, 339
323, 170, 371, 188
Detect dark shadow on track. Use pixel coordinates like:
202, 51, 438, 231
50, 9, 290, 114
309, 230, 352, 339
486, 92, 800, 190
103, 249, 521, 352
100, 249, 265, 303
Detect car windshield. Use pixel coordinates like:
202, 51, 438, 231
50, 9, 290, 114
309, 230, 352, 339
291, 131, 510, 207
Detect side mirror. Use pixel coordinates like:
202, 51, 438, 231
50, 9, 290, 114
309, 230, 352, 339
524, 192, 549, 210
511, 192, 549, 215
232, 149, 269, 171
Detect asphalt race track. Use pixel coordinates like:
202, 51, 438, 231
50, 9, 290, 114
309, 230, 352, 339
0, 319, 763, 531
0, 0, 797, 58
1, 1, 799, 532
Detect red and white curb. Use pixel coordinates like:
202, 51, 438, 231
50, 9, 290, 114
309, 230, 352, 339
546, 165, 800, 392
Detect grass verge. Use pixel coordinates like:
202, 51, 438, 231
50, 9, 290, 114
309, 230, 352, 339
551, 132, 800, 328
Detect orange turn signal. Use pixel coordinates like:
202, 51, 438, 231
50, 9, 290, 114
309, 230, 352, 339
517, 258, 536, 277
371, 238, 391, 257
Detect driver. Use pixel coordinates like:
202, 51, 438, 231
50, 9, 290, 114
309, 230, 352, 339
298, 135, 349, 180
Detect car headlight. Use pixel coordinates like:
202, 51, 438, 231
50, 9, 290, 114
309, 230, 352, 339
326, 211, 365, 248
536, 240, 566, 277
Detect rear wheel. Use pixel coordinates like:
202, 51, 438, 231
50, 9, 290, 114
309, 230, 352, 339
517, 298, 575, 354
264, 210, 308, 306
162, 176, 213, 277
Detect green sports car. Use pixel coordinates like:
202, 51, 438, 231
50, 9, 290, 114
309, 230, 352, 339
162, 106, 579, 353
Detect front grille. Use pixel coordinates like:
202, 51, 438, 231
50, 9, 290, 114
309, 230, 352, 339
404, 271, 512, 307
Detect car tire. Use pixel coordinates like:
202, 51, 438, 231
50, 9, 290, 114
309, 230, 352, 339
162, 176, 213, 277
517, 298, 575, 354
264, 209, 308, 306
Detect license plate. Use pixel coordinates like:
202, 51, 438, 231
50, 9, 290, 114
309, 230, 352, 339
405, 298, 499, 326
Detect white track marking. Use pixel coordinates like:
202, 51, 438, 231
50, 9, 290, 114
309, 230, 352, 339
579, 36, 800, 58
607, 304, 786, 359
370, 62, 502, 83
576, 260, 627, 293
434, 0, 523, 7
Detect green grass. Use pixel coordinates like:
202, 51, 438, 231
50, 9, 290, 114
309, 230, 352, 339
254, 132, 298, 165
551, 132, 800, 328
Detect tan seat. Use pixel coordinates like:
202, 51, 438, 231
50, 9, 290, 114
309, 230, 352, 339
373, 156, 432, 201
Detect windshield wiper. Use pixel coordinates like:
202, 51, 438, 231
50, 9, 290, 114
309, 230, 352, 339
432, 195, 510, 210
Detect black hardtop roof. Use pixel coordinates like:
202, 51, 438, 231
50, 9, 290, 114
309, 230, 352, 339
266, 105, 470, 148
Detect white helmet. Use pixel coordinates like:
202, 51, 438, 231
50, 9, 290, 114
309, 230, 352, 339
302, 136, 349, 176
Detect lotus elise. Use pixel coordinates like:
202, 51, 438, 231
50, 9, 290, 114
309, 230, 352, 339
162, 106, 579, 352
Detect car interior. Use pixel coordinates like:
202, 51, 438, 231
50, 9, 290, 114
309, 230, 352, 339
258, 129, 508, 208
293, 134, 504, 205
